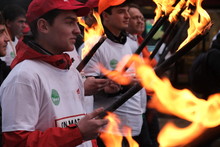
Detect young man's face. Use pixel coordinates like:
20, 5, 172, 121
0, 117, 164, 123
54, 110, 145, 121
104, 6, 130, 34
127, 7, 145, 35
0, 25, 9, 57
7, 16, 26, 38
45, 10, 81, 54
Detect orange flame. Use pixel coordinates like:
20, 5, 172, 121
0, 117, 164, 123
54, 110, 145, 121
78, 10, 104, 59
158, 122, 206, 146
99, 55, 137, 85
153, 0, 176, 23
168, 0, 186, 22
133, 56, 220, 146
100, 112, 139, 147
99, 54, 219, 146
178, 0, 212, 50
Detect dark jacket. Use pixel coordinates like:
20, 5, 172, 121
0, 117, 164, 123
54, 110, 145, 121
0, 59, 10, 86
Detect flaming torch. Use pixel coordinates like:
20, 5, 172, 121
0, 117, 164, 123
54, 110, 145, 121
98, 0, 212, 118
76, 10, 106, 72
97, 0, 215, 146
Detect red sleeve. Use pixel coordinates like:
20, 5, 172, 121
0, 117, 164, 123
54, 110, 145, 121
92, 139, 98, 147
2, 124, 84, 147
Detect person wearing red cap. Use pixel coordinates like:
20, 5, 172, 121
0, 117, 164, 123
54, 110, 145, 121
0, 0, 108, 146
83, 0, 149, 146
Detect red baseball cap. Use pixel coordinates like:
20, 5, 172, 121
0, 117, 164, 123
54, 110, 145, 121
98, 0, 125, 14
86, 0, 99, 8
26, 0, 90, 23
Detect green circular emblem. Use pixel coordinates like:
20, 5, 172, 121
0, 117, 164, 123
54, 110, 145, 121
110, 59, 118, 69
51, 89, 60, 105
10, 51, 15, 58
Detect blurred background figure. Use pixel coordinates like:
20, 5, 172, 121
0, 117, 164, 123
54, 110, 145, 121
126, 4, 159, 147
190, 31, 220, 100
1, 4, 26, 66
0, 12, 10, 85
0, 12, 10, 146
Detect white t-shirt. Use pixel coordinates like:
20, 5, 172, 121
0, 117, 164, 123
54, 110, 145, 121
1, 37, 18, 66
84, 38, 147, 136
0, 59, 92, 147
67, 49, 94, 113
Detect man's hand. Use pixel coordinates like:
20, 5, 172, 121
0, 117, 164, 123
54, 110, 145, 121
77, 108, 108, 141
84, 77, 109, 96
104, 80, 122, 94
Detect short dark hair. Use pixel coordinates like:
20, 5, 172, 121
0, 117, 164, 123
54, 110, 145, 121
0, 12, 5, 25
29, 9, 62, 38
129, 3, 141, 10
2, 4, 26, 22
104, 1, 130, 15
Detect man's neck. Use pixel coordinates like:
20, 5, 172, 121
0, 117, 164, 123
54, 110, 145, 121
104, 26, 127, 44
103, 23, 121, 37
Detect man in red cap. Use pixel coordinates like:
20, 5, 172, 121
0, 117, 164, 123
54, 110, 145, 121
0, 0, 108, 146
83, 0, 149, 146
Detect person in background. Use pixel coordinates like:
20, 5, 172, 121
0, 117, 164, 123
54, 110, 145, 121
126, 3, 157, 66
190, 31, 220, 100
188, 31, 220, 147
0, 0, 108, 146
126, 4, 159, 147
0, 12, 10, 146
83, 0, 149, 146
67, 1, 109, 114
0, 13, 10, 85
1, 4, 26, 66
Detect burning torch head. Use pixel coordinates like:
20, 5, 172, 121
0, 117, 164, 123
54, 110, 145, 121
26, 0, 91, 23
98, 0, 126, 14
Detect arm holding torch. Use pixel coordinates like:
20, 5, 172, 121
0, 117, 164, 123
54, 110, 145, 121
98, 30, 210, 118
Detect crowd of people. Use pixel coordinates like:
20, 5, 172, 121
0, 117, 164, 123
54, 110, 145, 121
0, 0, 218, 147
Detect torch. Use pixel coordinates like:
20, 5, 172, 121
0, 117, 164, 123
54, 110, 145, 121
98, 0, 212, 118
98, 30, 210, 118
77, 36, 106, 72
122, 0, 187, 72
76, 10, 106, 72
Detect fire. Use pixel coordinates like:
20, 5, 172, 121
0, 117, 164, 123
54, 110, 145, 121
100, 112, 139, 147
99, 55, 136, 85
178, 0, 212, 50
99, 54, 220, 146
152, 0, 176, 23
157, 122, 206, 146
133, 56, 220, 146
78, 10, 104, 59
152, 0, 211, 50
168, 0, 186, 22
97, 0, 213, 146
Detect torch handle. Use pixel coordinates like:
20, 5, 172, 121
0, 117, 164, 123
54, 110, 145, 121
77, 36, 106, 72
98, 33, 208, 118
150, 22, 177, 60
155, 33, 208, 77
121, 15, 168, 72
98, 83, 143, 118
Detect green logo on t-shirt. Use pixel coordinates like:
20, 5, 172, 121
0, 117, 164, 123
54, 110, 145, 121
51, 89, 60, 105
10, 51, 15, 58
110, 59, 118, 69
